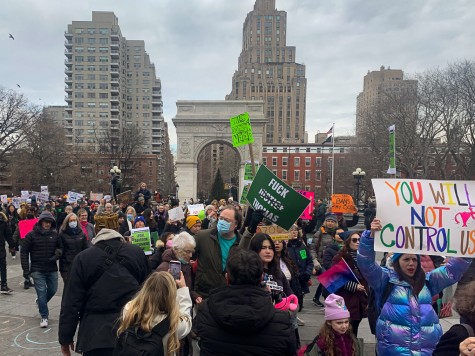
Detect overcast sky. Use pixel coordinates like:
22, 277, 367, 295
1, 0, 474, 146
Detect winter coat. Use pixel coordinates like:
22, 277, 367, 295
79, 220, 95, 242
332, 249, 369, 321
194, 284, 297, 355
357, 230, 472, 356
134, 188, 151, 202
194, 228, 241, 298
433, 324, 473, 356
156, 248, 200, 302
323, 241, 341, 270
286, 239, 314, 294
20, 212, 61, 274
312, 228, 334, 266
0, 212, 14, 251
58, 229, 151, 353
58, 227, 88, 273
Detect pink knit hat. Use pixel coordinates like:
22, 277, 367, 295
324, 294, 350, 321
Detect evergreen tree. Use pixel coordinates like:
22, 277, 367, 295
210, 168, 225, 201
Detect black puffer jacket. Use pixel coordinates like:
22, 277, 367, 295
20, 212, 60, 274
58, 227, 88, 273
194, 284, 297, 355
0, 212, 14, 250
58, 229, 151, 353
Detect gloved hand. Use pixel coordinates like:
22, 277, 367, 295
248, 209, 264, 234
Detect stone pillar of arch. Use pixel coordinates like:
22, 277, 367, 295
172, 100, 267, 202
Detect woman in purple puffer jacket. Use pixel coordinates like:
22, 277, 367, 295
357, 218, 472, 356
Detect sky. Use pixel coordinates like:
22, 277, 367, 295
1, 0, 474, 147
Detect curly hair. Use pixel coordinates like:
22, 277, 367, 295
317, 321, 358, 356
454, 281, 475, 328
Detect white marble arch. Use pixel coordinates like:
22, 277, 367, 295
172, 100, 267, 202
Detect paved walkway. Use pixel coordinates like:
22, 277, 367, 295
0, 252, 462, 355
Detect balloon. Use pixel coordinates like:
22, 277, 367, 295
198, 210, 206, 220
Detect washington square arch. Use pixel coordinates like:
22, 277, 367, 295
172, 100, 267, 201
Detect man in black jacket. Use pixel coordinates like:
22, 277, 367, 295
194, 249, 297, 355
20, 211, 61, 328
58, 228, 150, 356
0, 212, 14, 294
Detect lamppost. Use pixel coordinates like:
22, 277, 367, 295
352, 167, 366, 210
110, 165, 121, 200
175, 183, 179, 201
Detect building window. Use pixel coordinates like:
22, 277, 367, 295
294, 157, 300, 166
282, 170, 287, 180
316, 157, 321, 167
315, 170, 321, 181
282, 157, 288, 166
305, 170, 311, 181
272, 157, 277, 166
305, 157, 311, 166
294, 170, 300, 181
263, 157, 267, 166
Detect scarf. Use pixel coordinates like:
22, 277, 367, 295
80, 220, 89, 239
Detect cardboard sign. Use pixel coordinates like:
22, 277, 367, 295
0, 195, 7, 204
246, 165, 311, 230
116, 190, 132, 204
188, 204, 205, 216
19, 218, 38, 239
297, 190, 315, 220
41, 186, 48, 193
256, 224, 290, 241
67, 191, 84, 203
168, 206, 185, 221
131, 227, 152, 255
331, 194, 357, 214
230, 112, 254, 147
373, 178, 475, 257
90, 192, 104, 202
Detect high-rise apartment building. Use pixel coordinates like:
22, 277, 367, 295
226, 0, 307, 144
356, 65, 417, 137
64, 11, 165, 156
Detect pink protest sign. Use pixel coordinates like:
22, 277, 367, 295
19, 218, 38, 239
296, 190, 314, 220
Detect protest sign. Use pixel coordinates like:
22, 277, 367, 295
0, 195, 7, 204
67, 191, 84, 203
256, 225, 290, 241
296, 190, 315, 220
240, 183, 251, 204
21, 191, 29, 198
131, 227, 152, 255
19, 218, 38, 239
41, 186, 48, 193
188, 204, 205, 216
20, 198, 28, 204
37, 192, 49, 202
331, 194, 357, 214
90, 192, 104, 202
116, 190, 132, 204
244, 162, 259, 181
373, 178, 475, 257
246, 165, 311, 230
168, 206, 185, 221
12, 198, 21, 209
230, 112, 254, 147
31, 191, 40, 199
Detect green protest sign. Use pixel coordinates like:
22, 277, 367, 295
131, 227, 152, 255
244, 162, 259, 181
246, 165, 310, 230
240, 183, 251, 204
230, 112, 254, 147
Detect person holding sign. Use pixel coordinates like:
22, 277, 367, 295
357, 218, 472, 356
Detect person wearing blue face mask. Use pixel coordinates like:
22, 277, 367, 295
193, 206, 243, 302
58, 213, 88, 284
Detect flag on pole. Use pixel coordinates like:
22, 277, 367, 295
387, 124, 396, 174
317, 259, 358, 294
323, 125, 333, 144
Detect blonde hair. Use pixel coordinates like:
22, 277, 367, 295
117, 272, 180, 355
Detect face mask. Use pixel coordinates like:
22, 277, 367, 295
69, 221, 78, 229
217, 219, 232, 234
127, 214, 134, 221
179, 257, 188, 265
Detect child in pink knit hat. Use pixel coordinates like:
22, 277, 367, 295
298, 293, 361, 356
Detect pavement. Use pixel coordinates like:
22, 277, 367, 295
0, 250, 463, 356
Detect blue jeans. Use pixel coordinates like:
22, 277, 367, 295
30, 271, 58, 318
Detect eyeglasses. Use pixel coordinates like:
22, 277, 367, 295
351, 238, 360, 243
80, 214, 88, 217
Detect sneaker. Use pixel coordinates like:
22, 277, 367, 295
24, 280, 30, 289
313, 298, 324, 307
0, 285, 13, 294
40, 318, 48, 328
297, 317, 305, 326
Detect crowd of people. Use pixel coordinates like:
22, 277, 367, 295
0, 186, 474, 355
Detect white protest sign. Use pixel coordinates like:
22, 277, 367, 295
21, 191, 29, 198
12, 198, 21, 209
41, 186, 48, 193
67, 191, 84, 203
373, 178, 475, 258
31, 191, 40, 198
168, 207, 185, 221
90, 192, 104, 201
37, 192, 50, 202
104, 195, 111, 202
1, 195, 8, 204
20, 198, 28, 204
187, 204, 205, 216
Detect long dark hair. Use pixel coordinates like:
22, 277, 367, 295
249, 233, 283, 279
335, 231, 362, 260
393, 255, 425, 295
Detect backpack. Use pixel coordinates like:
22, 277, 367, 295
114, 316, 170, 356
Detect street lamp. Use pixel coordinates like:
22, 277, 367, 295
352, 167, 366, 210
175, 183, 179, 200
110, 165, 121, 200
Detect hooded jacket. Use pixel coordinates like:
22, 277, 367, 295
21, 211, 60, 274
357, 230, 472, 356
58, 227, 88, 273
194, 284, 297, 355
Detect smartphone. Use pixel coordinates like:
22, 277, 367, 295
169, 260, 181, 280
